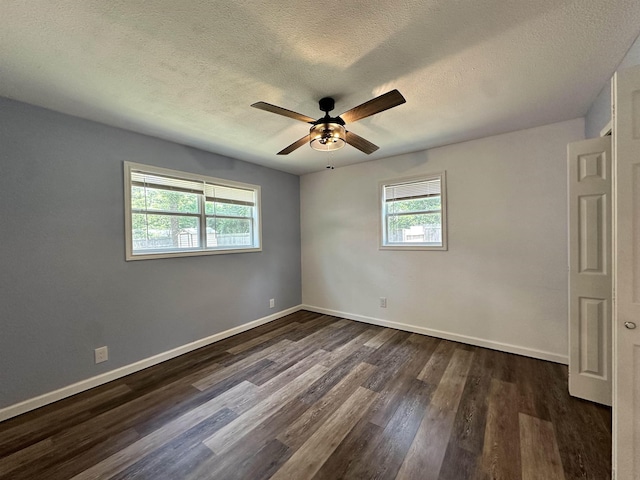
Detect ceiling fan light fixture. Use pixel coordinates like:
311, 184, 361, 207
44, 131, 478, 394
309, 123, 346, 151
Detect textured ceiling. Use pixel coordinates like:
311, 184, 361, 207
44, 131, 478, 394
1, 1, 639, 174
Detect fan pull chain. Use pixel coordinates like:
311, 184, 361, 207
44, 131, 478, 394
326, 150, 336, 170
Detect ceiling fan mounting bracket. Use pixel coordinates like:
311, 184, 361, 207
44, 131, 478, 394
318, 97, 335, 114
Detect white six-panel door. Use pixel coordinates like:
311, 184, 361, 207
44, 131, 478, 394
568, 136, 612, 406
613, 64, 640, 480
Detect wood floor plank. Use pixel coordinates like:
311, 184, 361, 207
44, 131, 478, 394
203, 438, 291, 480
293, 310, 321, 323
480, 379, 522, 480
519, 413, 566, 480
264, 339, 325, 367
417, 339, 456, 384
204, 398, 308, 479
227, 349, 330, 417
313, 419, 383, 479
203, 364, 329, 455
0, 437, 53, 477
210, 314, 298, 351
326, 318, 352, 329
364, 327, 399, 348
366, 335, 438, 428
320, 328, 378, 369
488, 349, 517, 383
317, 321, 371, 352
342, 378, 431, 479
366, 370, 434, 430
0, 380, 202, 478
365, 329, 412, 366
362, 331, 414, 392
270, 386, 377, 480
155, 443, 214, 480
255, 349, 329, 394
203, 395, 327, 479
514, 355, 551, 421
277, 362, 378, 449
46, 428, 141, 480
121, 349, 230, 394
244, 356, 307, 386
133, 359, 271, 437
265, 323, 347, 363
395, 404, 456, 480
0, 384, 132, 458
438, 443, 483, 480
289, 314, 335, 332
299, 347, 376, 406
226, 322, 301, 354
447, 348, 492, 455
69, 381, 258, 480
192, 339, 293, 391
111, 408, 236, 480
430, 348, 474, 412
540, 362, 611, 479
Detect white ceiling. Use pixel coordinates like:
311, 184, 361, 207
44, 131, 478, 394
1, 1, 639, 175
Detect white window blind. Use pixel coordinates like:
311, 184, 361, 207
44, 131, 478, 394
131, 172, 256, 206
131, 171, 204, 194
384, 178, 441, 202
204, 184, 255, 206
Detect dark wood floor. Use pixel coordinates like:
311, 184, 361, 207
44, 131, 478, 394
0, 311, 611, 479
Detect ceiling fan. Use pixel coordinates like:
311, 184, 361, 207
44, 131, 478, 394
251, 89, 406, 155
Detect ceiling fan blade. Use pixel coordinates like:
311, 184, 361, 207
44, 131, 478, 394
251, 102, 316, 124
277, 134, 310, 155
339, 89, 406, 124
345, 131, 379, 155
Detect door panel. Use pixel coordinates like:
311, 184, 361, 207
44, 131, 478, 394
568, 136, 612, 406
579, 194, 606, 273
578, 297, 606, 376
613, 64, 640, 480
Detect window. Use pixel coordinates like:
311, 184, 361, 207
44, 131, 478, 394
380, 172, 447, 250
124, 162, 261, 260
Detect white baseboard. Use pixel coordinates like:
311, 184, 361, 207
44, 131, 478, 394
0, 305, 303, 422
303, 304, 568, 365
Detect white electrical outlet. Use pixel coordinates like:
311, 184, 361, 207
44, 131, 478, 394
94, 346, 109, 364
269, 298, 275, 308
380, 297, 387, 308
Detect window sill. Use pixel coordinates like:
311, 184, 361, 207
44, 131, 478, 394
379, 244, 447, 251
126, 246, 262, 261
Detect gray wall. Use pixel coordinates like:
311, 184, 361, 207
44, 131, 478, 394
0, 97, 301, 408
585, 33, 640, 138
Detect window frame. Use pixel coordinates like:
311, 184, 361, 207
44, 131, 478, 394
124, 161, 262, 261
379, 171, 448, 251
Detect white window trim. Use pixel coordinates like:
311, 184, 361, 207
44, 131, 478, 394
124, 161, 262, 261
379, 171, 448, 251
